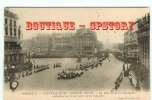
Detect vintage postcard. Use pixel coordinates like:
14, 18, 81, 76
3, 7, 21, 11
4, 7, 150, 100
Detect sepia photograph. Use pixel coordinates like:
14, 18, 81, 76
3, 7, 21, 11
3, 7, 150, 100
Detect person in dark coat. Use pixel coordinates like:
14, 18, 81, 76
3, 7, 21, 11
123, 64, 125, 72
54, 64, 56, 68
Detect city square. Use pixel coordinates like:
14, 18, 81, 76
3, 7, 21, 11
5, 54, 134, 91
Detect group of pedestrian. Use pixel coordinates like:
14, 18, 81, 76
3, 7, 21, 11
123, 64, 133, 85
53, 63, 62, 68
112, 63, 141, 91
4, 65, 24, 91
104, 53, 111, 61
57, 56, 106, 80
113, 52, 124, 62
114, 72, 124, 90
34, 64, 50, 73
112, 63, 129, 91
79, 57, 105, 71
4, 65, 29, 83
124, 64, 141, 91
79, 62, 97, 71
58, 68, 83, 80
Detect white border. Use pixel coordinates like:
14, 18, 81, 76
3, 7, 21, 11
0, 1, 152, 100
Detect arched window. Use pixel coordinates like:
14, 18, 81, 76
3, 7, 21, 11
5, 27, 8, 35
10, 28, 12, 36
10, 19, 12, 26
5, 18, 7, 24
14, 21, 16, 26
14, 28, 16, 36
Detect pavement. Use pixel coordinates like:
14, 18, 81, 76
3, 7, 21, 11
118, 76, 135, 91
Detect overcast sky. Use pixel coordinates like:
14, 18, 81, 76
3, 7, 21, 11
9, 8, 149, 44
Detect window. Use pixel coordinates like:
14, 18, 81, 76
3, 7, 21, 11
10, 19, 12, 26
14, 21, 16, 26
18, 29, 20, 39
5, 27, 8, 35
5, 18, 7, 24
10, 28, 12, 36
14, 28, 16, 36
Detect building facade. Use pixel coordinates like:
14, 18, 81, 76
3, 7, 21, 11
49, 33, 73, 57
35, 34, 50, 56
72, 28, 98, 57
49, 29, 98, 57
137, 13, 150, 68
124, 13, 150, 89
23, 28, 99, 57
4, 8, 25, 66
23, 34, 50, 56
124, 22, 138, 63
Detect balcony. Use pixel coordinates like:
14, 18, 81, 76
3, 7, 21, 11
4, 36, 20, 42
4, 49, 25, 55
124, 41, 138, 46
137, 23, 150, 38
137, 29, 149, 39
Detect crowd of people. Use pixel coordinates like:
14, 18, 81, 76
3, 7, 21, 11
53, 63, 62, 68
34, 64, 50, 73
5, 63, 50, 91
113, 52, 124, 62
58, 68, 83, 79
111, 63, 142, 91
57, 55, 107, 80
114, 72, 123, 90
79, 58, 103, 71
111, 64, 130, 91
4, 63, 50, 83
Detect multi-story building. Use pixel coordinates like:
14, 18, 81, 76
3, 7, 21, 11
4, 8, 25, 66
23, 28, 99, 57
23, 34, 50, 56
48, 28, 98, 57
35, 34, 50, 56
124, 22, 138, 63
49, 33, 73, 57
137, 13, 150, 68
72, 28, 98, 57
